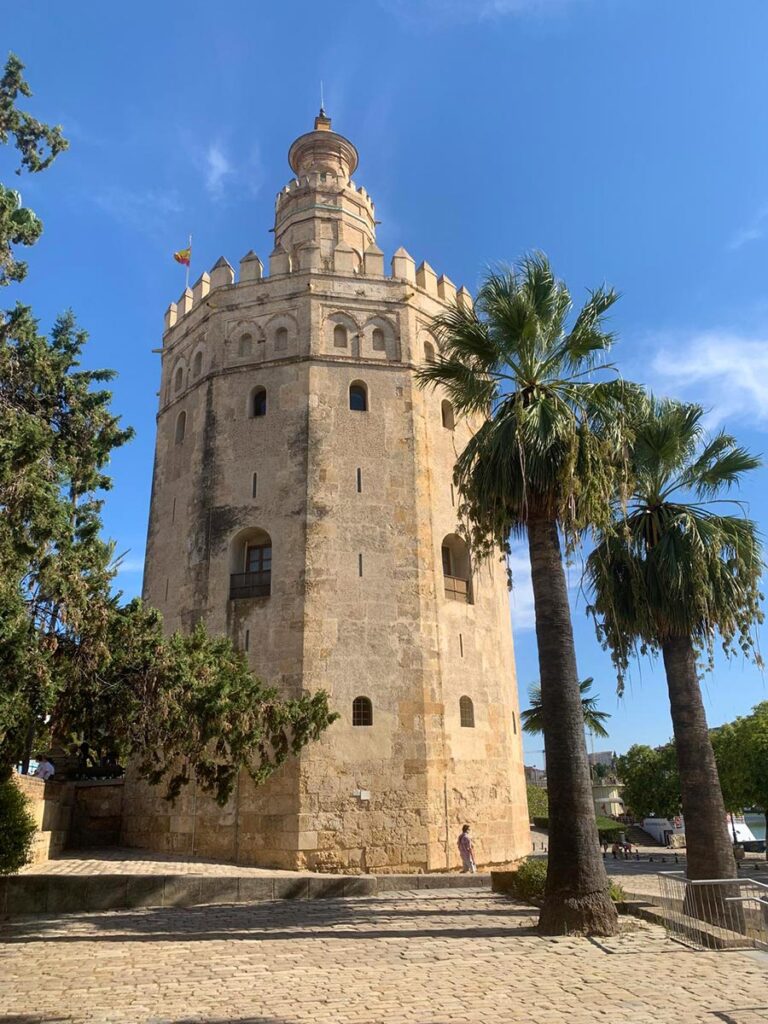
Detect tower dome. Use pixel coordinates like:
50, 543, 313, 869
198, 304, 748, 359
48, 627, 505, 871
287, 110, 359, 179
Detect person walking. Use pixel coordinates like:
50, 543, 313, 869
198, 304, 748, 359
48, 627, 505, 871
458, 824, 476, 873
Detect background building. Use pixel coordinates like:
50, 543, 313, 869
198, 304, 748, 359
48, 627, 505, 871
122, 113, 530, 873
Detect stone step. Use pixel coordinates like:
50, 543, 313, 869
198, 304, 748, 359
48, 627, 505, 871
0, 871, 490, 918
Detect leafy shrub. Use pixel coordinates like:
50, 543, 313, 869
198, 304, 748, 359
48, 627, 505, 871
0, 778, 37, 874
506, 858, 625, 904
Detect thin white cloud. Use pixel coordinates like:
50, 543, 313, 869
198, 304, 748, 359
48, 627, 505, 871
114, 557, 145, 575
650, 331, 768, 430
92, 185, 182, 235
380, 0, 592, 25
728, 205, 768, 251
205, 143, 233, 200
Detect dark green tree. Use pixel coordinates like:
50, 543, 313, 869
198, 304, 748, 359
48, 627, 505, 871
616, 744, 680, 820
417, 254, 636, 936
587, 397, 763, 883
0, 53, 67, 285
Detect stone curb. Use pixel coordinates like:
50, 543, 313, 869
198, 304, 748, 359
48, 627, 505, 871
0, 871, 490, 918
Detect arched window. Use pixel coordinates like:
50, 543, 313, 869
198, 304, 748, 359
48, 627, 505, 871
174, 410, 186, 444
229, 527, 272, 599
192, 351, 203, 378
441, 400, 455, 430
460, 696, 475, 728
275, 326, 288, 351
352, 696, 373, 727
251, 386, 267, 417
239, 333, 252, 357
372, 327, 385, 351
441, 533, 472, 604
424, 341, 435, 364
333, 324, 348, 348
349, 381, 367, 412
174, 366, 184, 394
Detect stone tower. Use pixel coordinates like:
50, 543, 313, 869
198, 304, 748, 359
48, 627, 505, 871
123, 113, 530, 872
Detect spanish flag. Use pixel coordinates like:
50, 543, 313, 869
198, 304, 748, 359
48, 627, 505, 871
173, 247, 191, 266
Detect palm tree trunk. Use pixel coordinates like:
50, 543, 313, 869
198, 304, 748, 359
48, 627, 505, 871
527, 515, 618, 935
661, 635, 736, 881
662, 635, 744, 931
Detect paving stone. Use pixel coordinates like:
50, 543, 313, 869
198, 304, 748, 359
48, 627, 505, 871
2, 889, 767, 1024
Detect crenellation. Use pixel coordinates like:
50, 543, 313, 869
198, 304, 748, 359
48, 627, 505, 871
391, 246, 416, 283
192, 272, 210, 305
269, 245, 291, 276
177, 287, 193, 317
164, 302, 178, 331
437, 274, 457, 305
364, 243, 385, 277
237, 251, 262, 283
210, 256, 235, 290
416, 261, 438, 296
456, 285, 473, 310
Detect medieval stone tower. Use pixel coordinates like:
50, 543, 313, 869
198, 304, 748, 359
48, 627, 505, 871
123, 112, 530, 872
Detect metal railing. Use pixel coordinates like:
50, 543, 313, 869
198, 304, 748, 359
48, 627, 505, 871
658, 871, 768, 950
229, 571, 271, 599
444, 574, 470, 603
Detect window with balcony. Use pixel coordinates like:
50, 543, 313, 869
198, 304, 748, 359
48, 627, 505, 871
441, 534, 472, 603
229, 528, 272, 599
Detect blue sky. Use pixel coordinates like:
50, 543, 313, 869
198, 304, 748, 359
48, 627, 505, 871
5, 0, 768, 766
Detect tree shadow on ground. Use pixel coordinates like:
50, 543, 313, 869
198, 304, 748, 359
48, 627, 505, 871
0, 893, 540, 946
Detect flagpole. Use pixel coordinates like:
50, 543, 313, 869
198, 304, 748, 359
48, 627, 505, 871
185, 233, 192, 290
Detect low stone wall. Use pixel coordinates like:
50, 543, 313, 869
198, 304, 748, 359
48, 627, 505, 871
12, 775, 125, 866
0, 870, 489, 918
12, 775, 74, 865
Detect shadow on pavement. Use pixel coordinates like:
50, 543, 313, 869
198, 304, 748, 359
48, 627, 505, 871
0, 893, 539, 946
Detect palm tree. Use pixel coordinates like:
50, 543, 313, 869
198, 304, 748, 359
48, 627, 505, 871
522, 678, 611, 739
417, 253, 633, 936
586, 397, 763, 885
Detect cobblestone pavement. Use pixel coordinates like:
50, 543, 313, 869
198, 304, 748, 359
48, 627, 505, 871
1, 890, 766, 1024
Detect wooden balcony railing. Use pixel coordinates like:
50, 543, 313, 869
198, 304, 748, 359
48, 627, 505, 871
229, 571, 271, 599
444, 574, 470, 603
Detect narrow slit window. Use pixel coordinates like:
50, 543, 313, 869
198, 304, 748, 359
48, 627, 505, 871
459, 633, 464, 658
358, 553, 363, 577
244, 629, 250, 652
252, 472, 258, 498
164, 578, 169, 601
450, 484, 455, 507
512, 711, 517, 735
356, 468, 362, 493
172, 497, 176, 524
